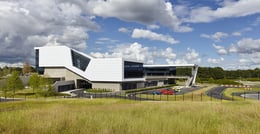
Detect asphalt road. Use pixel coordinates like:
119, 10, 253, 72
70, 86, 233, 101
139, 86, 204, 95
208, 87, 260, 101
241, 94, 260, 100
233, 91, 260, 100
69, 90, 154, 101
0, 97, 24, 102
206, 86, 231, 100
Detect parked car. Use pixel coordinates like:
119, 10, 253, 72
153, 89, 173, 95
160, 89, 174, 95
153, 91, 161, 95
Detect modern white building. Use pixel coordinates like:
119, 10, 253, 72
35, 46, 198, 92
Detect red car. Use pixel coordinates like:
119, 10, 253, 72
160, 89, 174, 95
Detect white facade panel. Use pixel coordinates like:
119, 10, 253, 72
37, 46, 72, 67
85, 58, 123, 81
35, 45, 149, 83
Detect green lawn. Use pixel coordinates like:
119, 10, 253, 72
0, 88, 69, 99
1, 99, 260, 134
223, 87, 260, 101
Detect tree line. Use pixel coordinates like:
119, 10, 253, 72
177, 67, 260, 80
0, 63, 56, 98
0, 63, 35, 77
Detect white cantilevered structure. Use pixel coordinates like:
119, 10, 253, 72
35, 45, 198, 91
35, 46, 145, 91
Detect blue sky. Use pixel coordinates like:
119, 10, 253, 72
0, 0, 260, 70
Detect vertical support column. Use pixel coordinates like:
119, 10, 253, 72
191, 65, 198, 86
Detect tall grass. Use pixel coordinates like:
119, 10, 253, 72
1, 99, 260, 134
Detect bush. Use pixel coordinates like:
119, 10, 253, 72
215, 79, 241, 85
243, 78, 260, 81
85, 89, 112, 93
15, 92, 35, 96
37, 89, 56, 97
200, 78, 241, 85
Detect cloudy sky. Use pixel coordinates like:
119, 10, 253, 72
0, 0, 260, 70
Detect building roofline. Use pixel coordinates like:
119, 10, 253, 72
144, 64, 197, 68
34, 45, 94, 59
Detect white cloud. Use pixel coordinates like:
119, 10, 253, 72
118, 27, 130, 33
232, 32, 241, 36
185, 48, 201, 63
228, 38, 260, 54
132, 29, 179, 44
213, 44, 228, 55
91, 42, 154, 64
219, 38, 260, 69
95, 37, 119, 45
91, 42, 177, 64
147, 24, 160, 30
0, 0, 99, 65
173, 5, 189, 18
207, 57, 224, 64
169, 48, 201, 64
238, 52, 260, 69
200, 32, 228, 42
185, 0, 260, 23
0, 62, 24, 68
231, 27, 252, 37
86, 0, 192, 32
252, 16, 260, 26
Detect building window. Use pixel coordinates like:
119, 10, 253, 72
71, 50, 90, 71
35, 49, 44, 74
144, 67, 176, 76
122, 82, 137, 90
124, 61, 144, 78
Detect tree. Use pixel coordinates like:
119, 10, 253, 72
0, 79, 9, 99
22, 62, 31, 75
28, 74, 55, 97
6, 71, 24, 95
2, 66, 11, 77
37, 76, 55, 97
208, 77, 215, 83
212, 67, 225, 79
28, 73, 41, 93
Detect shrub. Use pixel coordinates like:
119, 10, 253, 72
85, 88, 112, 93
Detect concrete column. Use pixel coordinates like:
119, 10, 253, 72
191, 65, 198, 86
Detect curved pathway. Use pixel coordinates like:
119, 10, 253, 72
70, 90, 154, 101
0, 97, 24, 102
206, 86, 231, 100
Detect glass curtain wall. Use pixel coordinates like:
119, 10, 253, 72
71, 50, 91, 71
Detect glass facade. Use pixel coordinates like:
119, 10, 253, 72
76, 79, 92, 89
124, 61, 144, 78
71, 50, 91, 71
144, 67, 176, 76
35, 49, 44, 74
57, 84, 75, 92
122, 82, 137, 90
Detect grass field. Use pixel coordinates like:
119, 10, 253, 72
1, 99, 260, 134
